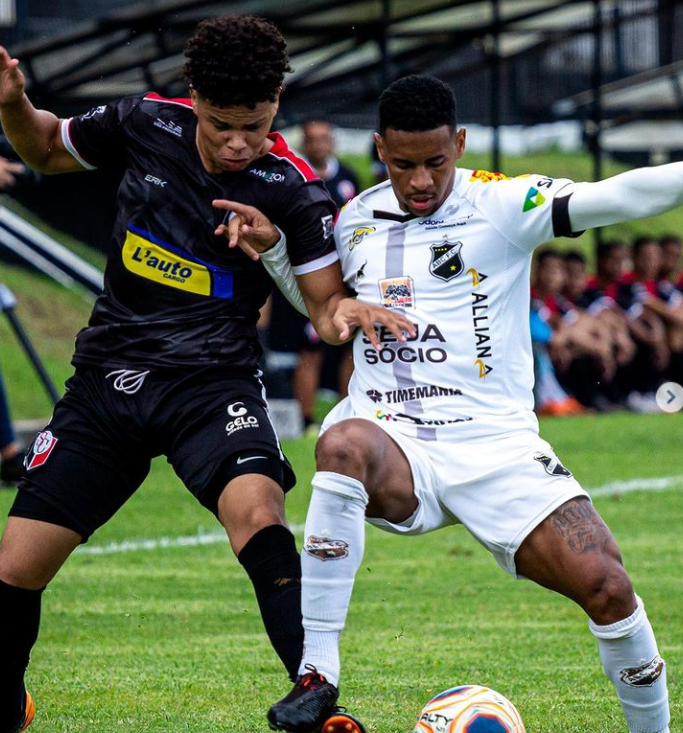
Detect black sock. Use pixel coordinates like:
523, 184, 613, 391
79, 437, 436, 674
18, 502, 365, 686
238, 525, 303, 681
0, 580, 43, 733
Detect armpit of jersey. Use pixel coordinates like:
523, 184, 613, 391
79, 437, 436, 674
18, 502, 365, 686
122, 225, 233, 298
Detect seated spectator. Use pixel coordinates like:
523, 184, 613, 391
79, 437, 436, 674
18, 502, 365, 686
622, 236, 683, 383
532, 248, 618, 410
659, 234, 682, 283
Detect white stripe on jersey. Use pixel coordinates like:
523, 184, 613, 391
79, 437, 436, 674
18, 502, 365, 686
61, 119, 97, 170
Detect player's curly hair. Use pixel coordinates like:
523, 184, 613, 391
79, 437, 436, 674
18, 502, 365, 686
184, 15, 292, 108
378, 74, 456, 134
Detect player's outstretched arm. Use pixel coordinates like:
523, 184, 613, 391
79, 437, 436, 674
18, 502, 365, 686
0, 46, 80, 174
568, 162, 683, 231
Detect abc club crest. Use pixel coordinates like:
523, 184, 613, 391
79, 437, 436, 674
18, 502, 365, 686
429, 240, 464, 281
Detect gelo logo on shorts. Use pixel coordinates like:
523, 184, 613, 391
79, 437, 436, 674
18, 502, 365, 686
226, 402, 259, 436
122, 226, 233, 299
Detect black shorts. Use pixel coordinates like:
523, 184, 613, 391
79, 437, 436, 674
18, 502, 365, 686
10, 365, 295, 540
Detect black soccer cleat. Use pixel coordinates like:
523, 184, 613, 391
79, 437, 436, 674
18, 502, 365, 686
268, 666, 340, 732
319, 708, 366, 733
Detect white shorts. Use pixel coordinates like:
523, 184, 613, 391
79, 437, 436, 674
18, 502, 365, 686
320, 398, 589, 577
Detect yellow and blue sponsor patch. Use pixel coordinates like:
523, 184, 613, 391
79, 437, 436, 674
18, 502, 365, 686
122, 225, 233, 298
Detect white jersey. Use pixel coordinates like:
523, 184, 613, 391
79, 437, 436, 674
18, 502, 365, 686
336, 167, 577, 439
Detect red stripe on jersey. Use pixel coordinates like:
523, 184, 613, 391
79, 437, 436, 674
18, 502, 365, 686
268, 132, 318, 181
143, 92, 192, 108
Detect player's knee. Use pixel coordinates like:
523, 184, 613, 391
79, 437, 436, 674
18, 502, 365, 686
582, 563, 635, 624
315, 423, 377, 480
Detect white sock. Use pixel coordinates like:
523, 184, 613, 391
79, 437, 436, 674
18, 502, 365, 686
589, 596, 669, 733
298, 471, 368, 686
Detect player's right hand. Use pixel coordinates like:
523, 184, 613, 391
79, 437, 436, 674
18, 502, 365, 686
0, 156, 25, 189
0, 46, 26, 106
332, 297, 416, 349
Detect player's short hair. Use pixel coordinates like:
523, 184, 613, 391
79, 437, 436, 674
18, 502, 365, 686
596, 239, 623, 260
659, 234, 682, 248
378, 74, 456, 135
563, 249, 586, 266
184, 15, 292, 108
536, 247, 562, 267
632, 235, 658, 256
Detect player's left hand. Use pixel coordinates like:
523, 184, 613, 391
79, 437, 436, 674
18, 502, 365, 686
332, 297, 416, 349
213, 199, 281, 261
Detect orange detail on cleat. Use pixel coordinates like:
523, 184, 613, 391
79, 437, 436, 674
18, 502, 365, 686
20, 692, 35, 732
323, 713, 365, 733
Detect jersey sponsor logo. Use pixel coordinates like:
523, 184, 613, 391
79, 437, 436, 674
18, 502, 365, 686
366, 384, 463, 405
533, 452, 572, 477
248, 168, 285, 183
122, 226, 233, 299
379, 276, 415, 308
362, 323, 447, 365
226, 402, 259, 435
304, 535, 349, 561
144, 173, 167, 187
321, 214, 334, 240
470, 169, 512, 183
153, 117, 183, 137
430, 240, 464, 281
83, 105, 106, 119
467, 267, 488, 288
523, 186, 546, 212
471, 279, 493, 377
26, 430, 58, 470
354, 260, 368, 281
619, 656, 665, 687
349, 226, 376, 250
374, 409, 472, 426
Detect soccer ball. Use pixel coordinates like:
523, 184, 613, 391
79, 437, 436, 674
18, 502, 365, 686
413, 685, 526, 733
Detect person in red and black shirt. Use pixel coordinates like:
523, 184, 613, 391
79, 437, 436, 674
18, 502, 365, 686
0, 16, 412, 733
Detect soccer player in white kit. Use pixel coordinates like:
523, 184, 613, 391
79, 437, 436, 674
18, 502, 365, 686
268, 75, 672, 733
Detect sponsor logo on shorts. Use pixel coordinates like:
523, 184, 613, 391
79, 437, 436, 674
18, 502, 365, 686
534, 452, 572, 477
226, 402, 259, 436
26, 430, 58, 470
619, 656, 665, 687
236, 455, 266, 465
379, 276, 415, 308
304, 535, 349, 561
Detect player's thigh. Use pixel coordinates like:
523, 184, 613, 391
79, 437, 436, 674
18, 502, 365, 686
11, 396, 152, 543
436, 431, 588, 576
514, 496, 634, 620
166, 380, 295, 517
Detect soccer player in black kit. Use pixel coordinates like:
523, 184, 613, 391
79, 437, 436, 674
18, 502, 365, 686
0, 16, 412, 733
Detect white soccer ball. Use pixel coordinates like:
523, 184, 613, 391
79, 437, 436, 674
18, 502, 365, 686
413, 685, 526, 733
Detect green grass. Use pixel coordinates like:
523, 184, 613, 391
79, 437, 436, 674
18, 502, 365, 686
0, 413, 681, 732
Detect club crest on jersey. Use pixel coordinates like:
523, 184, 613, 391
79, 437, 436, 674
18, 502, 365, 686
349, 226, 376, 250
378, 276, 415, 308
534, 452, 572, 477
429, 240, 464, 281
26, 430, 58, 470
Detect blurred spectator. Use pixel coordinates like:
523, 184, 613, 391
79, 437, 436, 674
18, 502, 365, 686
658, 234, 682, 283
369, 135, 387, 185
532, 248, 617, 410
266, 121, 360, 433
301, 119, 359, 208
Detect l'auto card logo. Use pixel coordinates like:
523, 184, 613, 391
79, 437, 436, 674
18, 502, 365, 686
26, 430, 58, 470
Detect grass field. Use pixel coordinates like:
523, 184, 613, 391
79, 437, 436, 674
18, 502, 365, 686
0, 412, 681, 733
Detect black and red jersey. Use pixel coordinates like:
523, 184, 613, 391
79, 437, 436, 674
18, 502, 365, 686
61, 93, 337, 370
